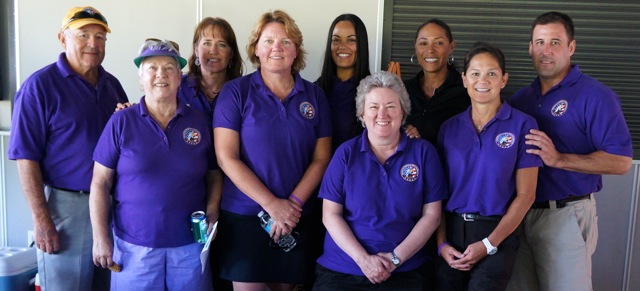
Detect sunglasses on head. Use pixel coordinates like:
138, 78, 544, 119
144, 38, 181, 51
65, 8, 108, 27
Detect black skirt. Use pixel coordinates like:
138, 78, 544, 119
216, 210, 313, 284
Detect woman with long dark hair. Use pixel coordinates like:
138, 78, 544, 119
316, 13, 370, 150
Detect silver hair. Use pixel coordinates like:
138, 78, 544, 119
137, 39, 181, 76
355, 71, 411, 127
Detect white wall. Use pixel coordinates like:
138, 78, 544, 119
5, 0, 383, 246
15, 0, 383, 102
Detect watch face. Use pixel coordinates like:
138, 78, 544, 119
483, 238, 498, 255
391, 252, 400, 266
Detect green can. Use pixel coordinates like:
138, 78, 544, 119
191, 211, 208, 244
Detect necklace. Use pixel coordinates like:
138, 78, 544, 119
205, 91, 219, 103
201, 78, 222, 101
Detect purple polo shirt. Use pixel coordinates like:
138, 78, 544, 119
177, 74, 216, 119
213, 71, 332, 215
509, 65, 632, 202
319, 77, 363, 150
437, 104, 542, 216
93, 97, 216, 248
317, 130, 447, 275
8, 53, 128, 191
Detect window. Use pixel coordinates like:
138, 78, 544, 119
1, 0, 16, 102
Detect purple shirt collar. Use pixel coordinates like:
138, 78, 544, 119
359, 128, 409, 154
56, 52, 106, 80
137, 96, 188, 118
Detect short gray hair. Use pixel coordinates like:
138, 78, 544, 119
355, 71, 411, 127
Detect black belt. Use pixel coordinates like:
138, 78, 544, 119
454, 212, 501, 222
531, 194, 591, 209
46, 185, 90, 195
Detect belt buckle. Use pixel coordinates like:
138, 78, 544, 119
462, 213, 475, 222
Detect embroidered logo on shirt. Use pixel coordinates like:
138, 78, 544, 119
299, 102, 315, 119
183, 128, 201, 145
400, 164, 419, 182
495, 132, 515, 149
551, 100, 568, 117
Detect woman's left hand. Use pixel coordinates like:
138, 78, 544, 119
449, 241, 487, 271
92, 236, 114, 269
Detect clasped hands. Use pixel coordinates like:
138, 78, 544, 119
440, 241, 487, 271
356, 252, 398, 284
263, 198, 302, 242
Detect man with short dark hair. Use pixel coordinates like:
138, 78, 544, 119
507, 11, 632, 290
8, 6, 127, 290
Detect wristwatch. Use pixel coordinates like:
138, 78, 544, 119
482, 238, 498, 255
391, 251, 401, 267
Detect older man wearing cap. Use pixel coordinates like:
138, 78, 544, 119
8, 6, 127, 291
90, 38, 215, 290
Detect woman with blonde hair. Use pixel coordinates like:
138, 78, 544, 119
213, 10, 331, 291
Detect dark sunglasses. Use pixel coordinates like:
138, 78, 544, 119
64, 8, 108, 27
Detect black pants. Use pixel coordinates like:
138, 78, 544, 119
313, 263, 431, 291
434, 213, 520, 291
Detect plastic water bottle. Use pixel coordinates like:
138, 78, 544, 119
258, 210, 297, 252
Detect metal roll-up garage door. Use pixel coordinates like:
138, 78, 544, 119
383, 0, 640, 158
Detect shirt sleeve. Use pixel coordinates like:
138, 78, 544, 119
313, 85, 333, 139
422, 142, 448, 204
516, 115, 543, 169
589, 91, 633, 158
93, 114, 122, 170
213, 81, 243, 132
319, 145, 348, 204
7, 81, 48, 161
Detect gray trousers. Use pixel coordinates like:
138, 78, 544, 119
507, 196, 597, 291
38, 186, 110, 291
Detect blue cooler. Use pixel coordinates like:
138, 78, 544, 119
0, 247, 37, 291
